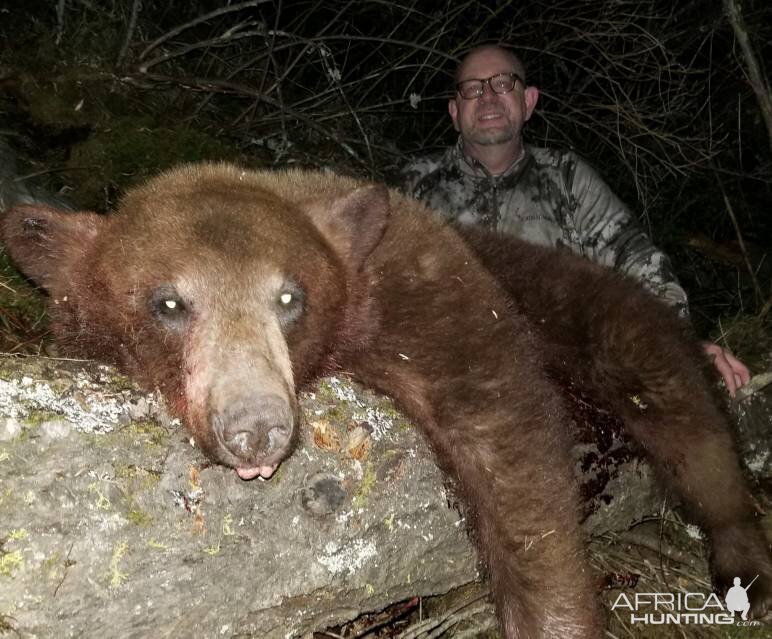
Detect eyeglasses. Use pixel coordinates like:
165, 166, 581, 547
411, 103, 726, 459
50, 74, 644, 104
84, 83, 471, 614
456, 72, 522, 100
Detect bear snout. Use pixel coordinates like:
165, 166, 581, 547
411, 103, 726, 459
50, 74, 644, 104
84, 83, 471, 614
213, 396, 295, 468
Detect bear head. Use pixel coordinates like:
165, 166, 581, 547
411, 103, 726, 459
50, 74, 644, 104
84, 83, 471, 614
2, 164, 389, 479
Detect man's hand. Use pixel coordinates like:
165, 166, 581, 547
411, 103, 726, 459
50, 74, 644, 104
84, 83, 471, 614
702, 342, 751, 398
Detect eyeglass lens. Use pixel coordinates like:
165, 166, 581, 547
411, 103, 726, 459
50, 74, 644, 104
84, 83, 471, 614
457, 73, 519, 99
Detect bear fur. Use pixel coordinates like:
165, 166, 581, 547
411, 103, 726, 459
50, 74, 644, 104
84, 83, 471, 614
2, 163, 770, 638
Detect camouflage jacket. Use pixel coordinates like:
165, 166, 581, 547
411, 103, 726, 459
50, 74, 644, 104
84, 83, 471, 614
402, 140, 688, 315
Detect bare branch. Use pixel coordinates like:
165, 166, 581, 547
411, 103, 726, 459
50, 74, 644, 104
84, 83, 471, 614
723, 0, 772, 153
116, 0, 142, 68
139, 0, 271, 60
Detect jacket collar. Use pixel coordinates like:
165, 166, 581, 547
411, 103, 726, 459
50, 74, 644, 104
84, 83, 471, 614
450, 137, 531, 180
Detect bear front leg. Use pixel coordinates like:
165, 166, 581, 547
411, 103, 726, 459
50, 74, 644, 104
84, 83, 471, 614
618, 397, 772, 618
586, 311, 772, 618
421, 393, 604, 638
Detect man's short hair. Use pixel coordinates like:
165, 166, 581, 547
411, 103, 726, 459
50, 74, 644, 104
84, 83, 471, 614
455, 45, 526, 84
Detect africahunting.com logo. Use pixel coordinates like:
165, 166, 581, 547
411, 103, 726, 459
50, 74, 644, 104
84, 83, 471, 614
611, 576, 762, 627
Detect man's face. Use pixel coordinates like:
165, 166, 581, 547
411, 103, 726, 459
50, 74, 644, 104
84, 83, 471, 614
449, 48, 538, 148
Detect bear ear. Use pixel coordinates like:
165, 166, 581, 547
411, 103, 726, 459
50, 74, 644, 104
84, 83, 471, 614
2, 204, 105, 291
305, 184, 390, 269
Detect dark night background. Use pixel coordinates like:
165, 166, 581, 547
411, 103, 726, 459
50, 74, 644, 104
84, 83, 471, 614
0, 0, 770, 363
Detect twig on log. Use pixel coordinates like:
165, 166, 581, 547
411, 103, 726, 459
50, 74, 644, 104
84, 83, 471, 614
397, 592, 493, 639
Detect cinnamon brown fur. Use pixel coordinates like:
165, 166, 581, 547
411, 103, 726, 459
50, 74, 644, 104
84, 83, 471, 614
2, 164, 769, 637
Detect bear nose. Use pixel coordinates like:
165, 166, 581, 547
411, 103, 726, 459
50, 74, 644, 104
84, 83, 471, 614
216, 397, 293, 461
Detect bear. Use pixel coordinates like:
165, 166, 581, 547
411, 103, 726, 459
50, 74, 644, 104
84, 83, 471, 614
1, 163, 770, 638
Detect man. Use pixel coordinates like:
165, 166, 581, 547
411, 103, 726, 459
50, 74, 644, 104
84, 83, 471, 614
403, 44, 750, 396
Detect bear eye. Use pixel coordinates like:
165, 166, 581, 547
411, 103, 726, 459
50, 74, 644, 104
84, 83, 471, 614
276, 281, 304, 330
149, 288, 190, 331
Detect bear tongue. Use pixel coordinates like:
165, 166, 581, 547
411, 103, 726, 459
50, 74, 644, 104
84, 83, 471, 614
236, 464, 278, 481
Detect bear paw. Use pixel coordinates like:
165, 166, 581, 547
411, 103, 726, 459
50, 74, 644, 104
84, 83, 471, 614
710, 523, 772, 620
